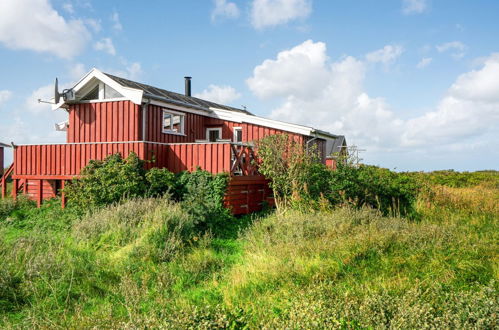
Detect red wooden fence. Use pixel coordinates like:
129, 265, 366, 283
13, 141, 255, 178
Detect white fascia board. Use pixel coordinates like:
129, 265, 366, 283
209, 107, 315, 136
52, 68, 144, 110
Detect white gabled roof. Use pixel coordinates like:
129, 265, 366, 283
52, 68, 143, 110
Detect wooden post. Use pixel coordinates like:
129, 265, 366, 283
61, 180, 66, 209
23, 179, 28, 194
0, 146, 4, 177
37, 179, 43, 208
1, 174, 5, 199
11, 179, 18, 200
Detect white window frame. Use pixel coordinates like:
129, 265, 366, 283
233, 127, 243, 143
206, 127, 222, 142
162, 109, 185, 135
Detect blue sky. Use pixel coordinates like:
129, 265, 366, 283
0, 0, 498, 171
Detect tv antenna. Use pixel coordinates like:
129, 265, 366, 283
38, 78, 75, 104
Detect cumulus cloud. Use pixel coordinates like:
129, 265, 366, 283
402, 0, 428, 15
195, 85, 241, 104
105, 61, 143, 81
62, 2, 74, 14
436, 41, 467, 59
247, 40, 499, 154
365, 45, 404, 64
250, 0, 312, 30
25, 84, 54, 114
211, 0, 240, 21
111, 11, 123, 31
0, 0, 91, 59
247, 40, 329, 99
0, 90, 12, 108
94, 37, 116, 55
417, 57, 432, 68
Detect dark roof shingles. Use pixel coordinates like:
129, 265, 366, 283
104, 73, 252, 115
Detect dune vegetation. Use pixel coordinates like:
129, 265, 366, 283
0, 148, 497, 328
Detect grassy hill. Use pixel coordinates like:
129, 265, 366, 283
0, 172, 497, 328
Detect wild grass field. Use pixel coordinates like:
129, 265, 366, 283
0, 170, 498, 328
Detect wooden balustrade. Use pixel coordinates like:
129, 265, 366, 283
12, 141, 257, 179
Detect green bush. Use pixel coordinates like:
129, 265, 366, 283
0, 195, 35, 221
410, 169, 499, 188
329, 163, 420, 217
175, 169, 231, 231
145, 168, 176, 197
64, 153, 147, 209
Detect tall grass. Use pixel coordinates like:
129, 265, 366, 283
0, 174, 498, 328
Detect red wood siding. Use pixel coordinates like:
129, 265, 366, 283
13, 142, 236, 178
14, 142, 146, 177
143, 142, 232, 174
224, 176, 274, 215
67, 101, 141, 143
326, 158, 337, 169
145, 104, 307, 144
26, 179, 58, 200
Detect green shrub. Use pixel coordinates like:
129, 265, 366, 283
64, 153, 147, 209
255, 134, 327, 210
329, 163, 420, 217
0, 195, 35, 221
410, 169, 499, 188
176, 169, 231, 231
145, 168, 175, 197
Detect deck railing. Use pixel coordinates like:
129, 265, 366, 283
12, 141, 257, 178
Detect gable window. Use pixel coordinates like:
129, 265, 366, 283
81, 81, 124, 101
233, 127, 243, 143
162, 110, 185, 134
206, 127, 222, 142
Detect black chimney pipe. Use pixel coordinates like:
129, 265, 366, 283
184, 76, 192, 97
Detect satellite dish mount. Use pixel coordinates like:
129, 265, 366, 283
37, 78, 75, 105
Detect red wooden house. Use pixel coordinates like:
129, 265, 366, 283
0, 69, 344, 214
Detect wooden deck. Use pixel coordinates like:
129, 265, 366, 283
12, 141, 256, 179
3, 141, 270, 214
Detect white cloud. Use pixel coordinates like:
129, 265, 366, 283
247, 40, 330, 99
94, 37, 116, 55
25, 84, 54, 114
366, 45, 404, 64
211, 0, 240, 21
111, 11, 122, 31
436, 41, 467, 59
106, 61, 143, 81
62, 2, 74, 14
402, 0, 428, 15
85, 18, 102, 33
247, 40, 499, 155
417, 57, 432, 68
194, 85, 241, 104
0, 90, 12, 108
0, 0, 91, 59
68, 63, 88, 80
250, 0, 312, 30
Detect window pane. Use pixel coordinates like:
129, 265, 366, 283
235, 129, 242, 142
209, 130, 220, 142
104, 85, 123, 99
172, 114, 181, 132
163, 113, 172, 131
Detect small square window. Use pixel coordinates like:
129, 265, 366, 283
233, 127, 243, 143
206, 128, 222, 142
163, 110, 185, 134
